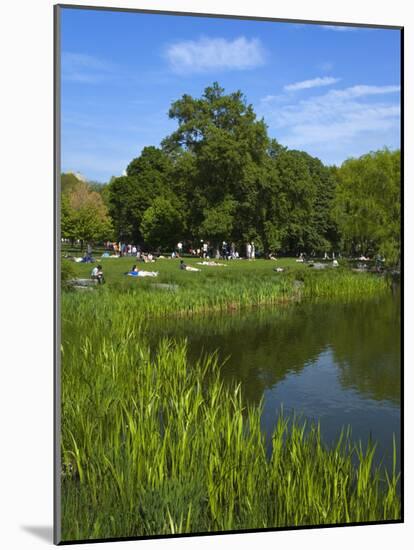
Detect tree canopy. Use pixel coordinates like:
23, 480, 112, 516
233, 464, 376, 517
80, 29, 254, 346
334, 149, 400, 264
61, 173, 113, 247
67, 83, 399, 264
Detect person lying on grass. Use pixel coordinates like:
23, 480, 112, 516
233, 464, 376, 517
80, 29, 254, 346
196, 261, 226, 267
125, 265, 158, 277
81, 254, 94, 263
180, 260, 200, 272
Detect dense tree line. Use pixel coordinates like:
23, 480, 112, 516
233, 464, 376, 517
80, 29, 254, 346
61, 83, 401, 264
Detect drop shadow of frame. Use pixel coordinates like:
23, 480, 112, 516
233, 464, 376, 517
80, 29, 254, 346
21, 525, 53, 543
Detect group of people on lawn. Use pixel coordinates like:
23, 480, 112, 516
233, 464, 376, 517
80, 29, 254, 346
89, 239, 346, 284
91, 259, 200, 282
99, 240, 256, 263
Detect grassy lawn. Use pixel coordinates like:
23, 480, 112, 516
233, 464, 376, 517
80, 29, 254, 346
62, 255, 388, 320
66, 255, 304, 284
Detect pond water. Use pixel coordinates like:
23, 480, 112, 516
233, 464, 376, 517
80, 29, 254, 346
147, 288, 401, 472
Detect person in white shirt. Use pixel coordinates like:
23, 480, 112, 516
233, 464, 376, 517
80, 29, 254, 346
91, 265, 104, 284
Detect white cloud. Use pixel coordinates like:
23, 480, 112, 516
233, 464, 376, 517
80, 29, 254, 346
329, 85, 400, 99
284, 76, 341, 91
62, 52, 114, 83
321, 25, 357, 32
261, 94, 287, 104
165, 36, 266, 73
260, 84, 400, 154
283, 106, 399, 149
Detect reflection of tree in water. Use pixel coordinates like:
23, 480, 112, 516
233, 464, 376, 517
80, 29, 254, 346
330, 293, 400, 405
147, 306, 325, 404
147, 291, 400, 406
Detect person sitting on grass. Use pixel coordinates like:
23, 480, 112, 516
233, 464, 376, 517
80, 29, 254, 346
91, 265, 104, 284
141, 253, 155, 263
180, 260, 200, 272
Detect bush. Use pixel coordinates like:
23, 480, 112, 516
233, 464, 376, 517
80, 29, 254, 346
61, 259, 76, 289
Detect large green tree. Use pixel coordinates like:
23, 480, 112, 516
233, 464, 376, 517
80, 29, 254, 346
198, 198, 236, 246
61, 176, 113, 248
290, 151, 339, 254
259, 148, 339, 255
162, 83, 271, 250
140, 197, 185, 250
100, 83, 399, 259
70, 182, 113, 247
108, 146, 174, 243
334, 149, 400, 265
61, 172, 83, 195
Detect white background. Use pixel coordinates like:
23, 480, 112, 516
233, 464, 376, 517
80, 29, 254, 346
0, 0, 411, 548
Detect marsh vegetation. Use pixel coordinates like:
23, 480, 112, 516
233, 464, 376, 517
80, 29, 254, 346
61, 258, 400, 540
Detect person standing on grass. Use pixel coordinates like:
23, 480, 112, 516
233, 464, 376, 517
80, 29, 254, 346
177, 241, 183, 257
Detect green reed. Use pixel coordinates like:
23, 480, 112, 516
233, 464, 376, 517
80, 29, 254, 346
60, 263, 395, 540
61, 332, 400, 541
62, 268, 388, 327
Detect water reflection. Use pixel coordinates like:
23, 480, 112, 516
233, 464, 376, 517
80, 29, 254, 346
146, 291, 401, 469
146, 293, 400, 405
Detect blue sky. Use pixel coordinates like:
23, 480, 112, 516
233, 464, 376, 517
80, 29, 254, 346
61, 7, 401, 182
